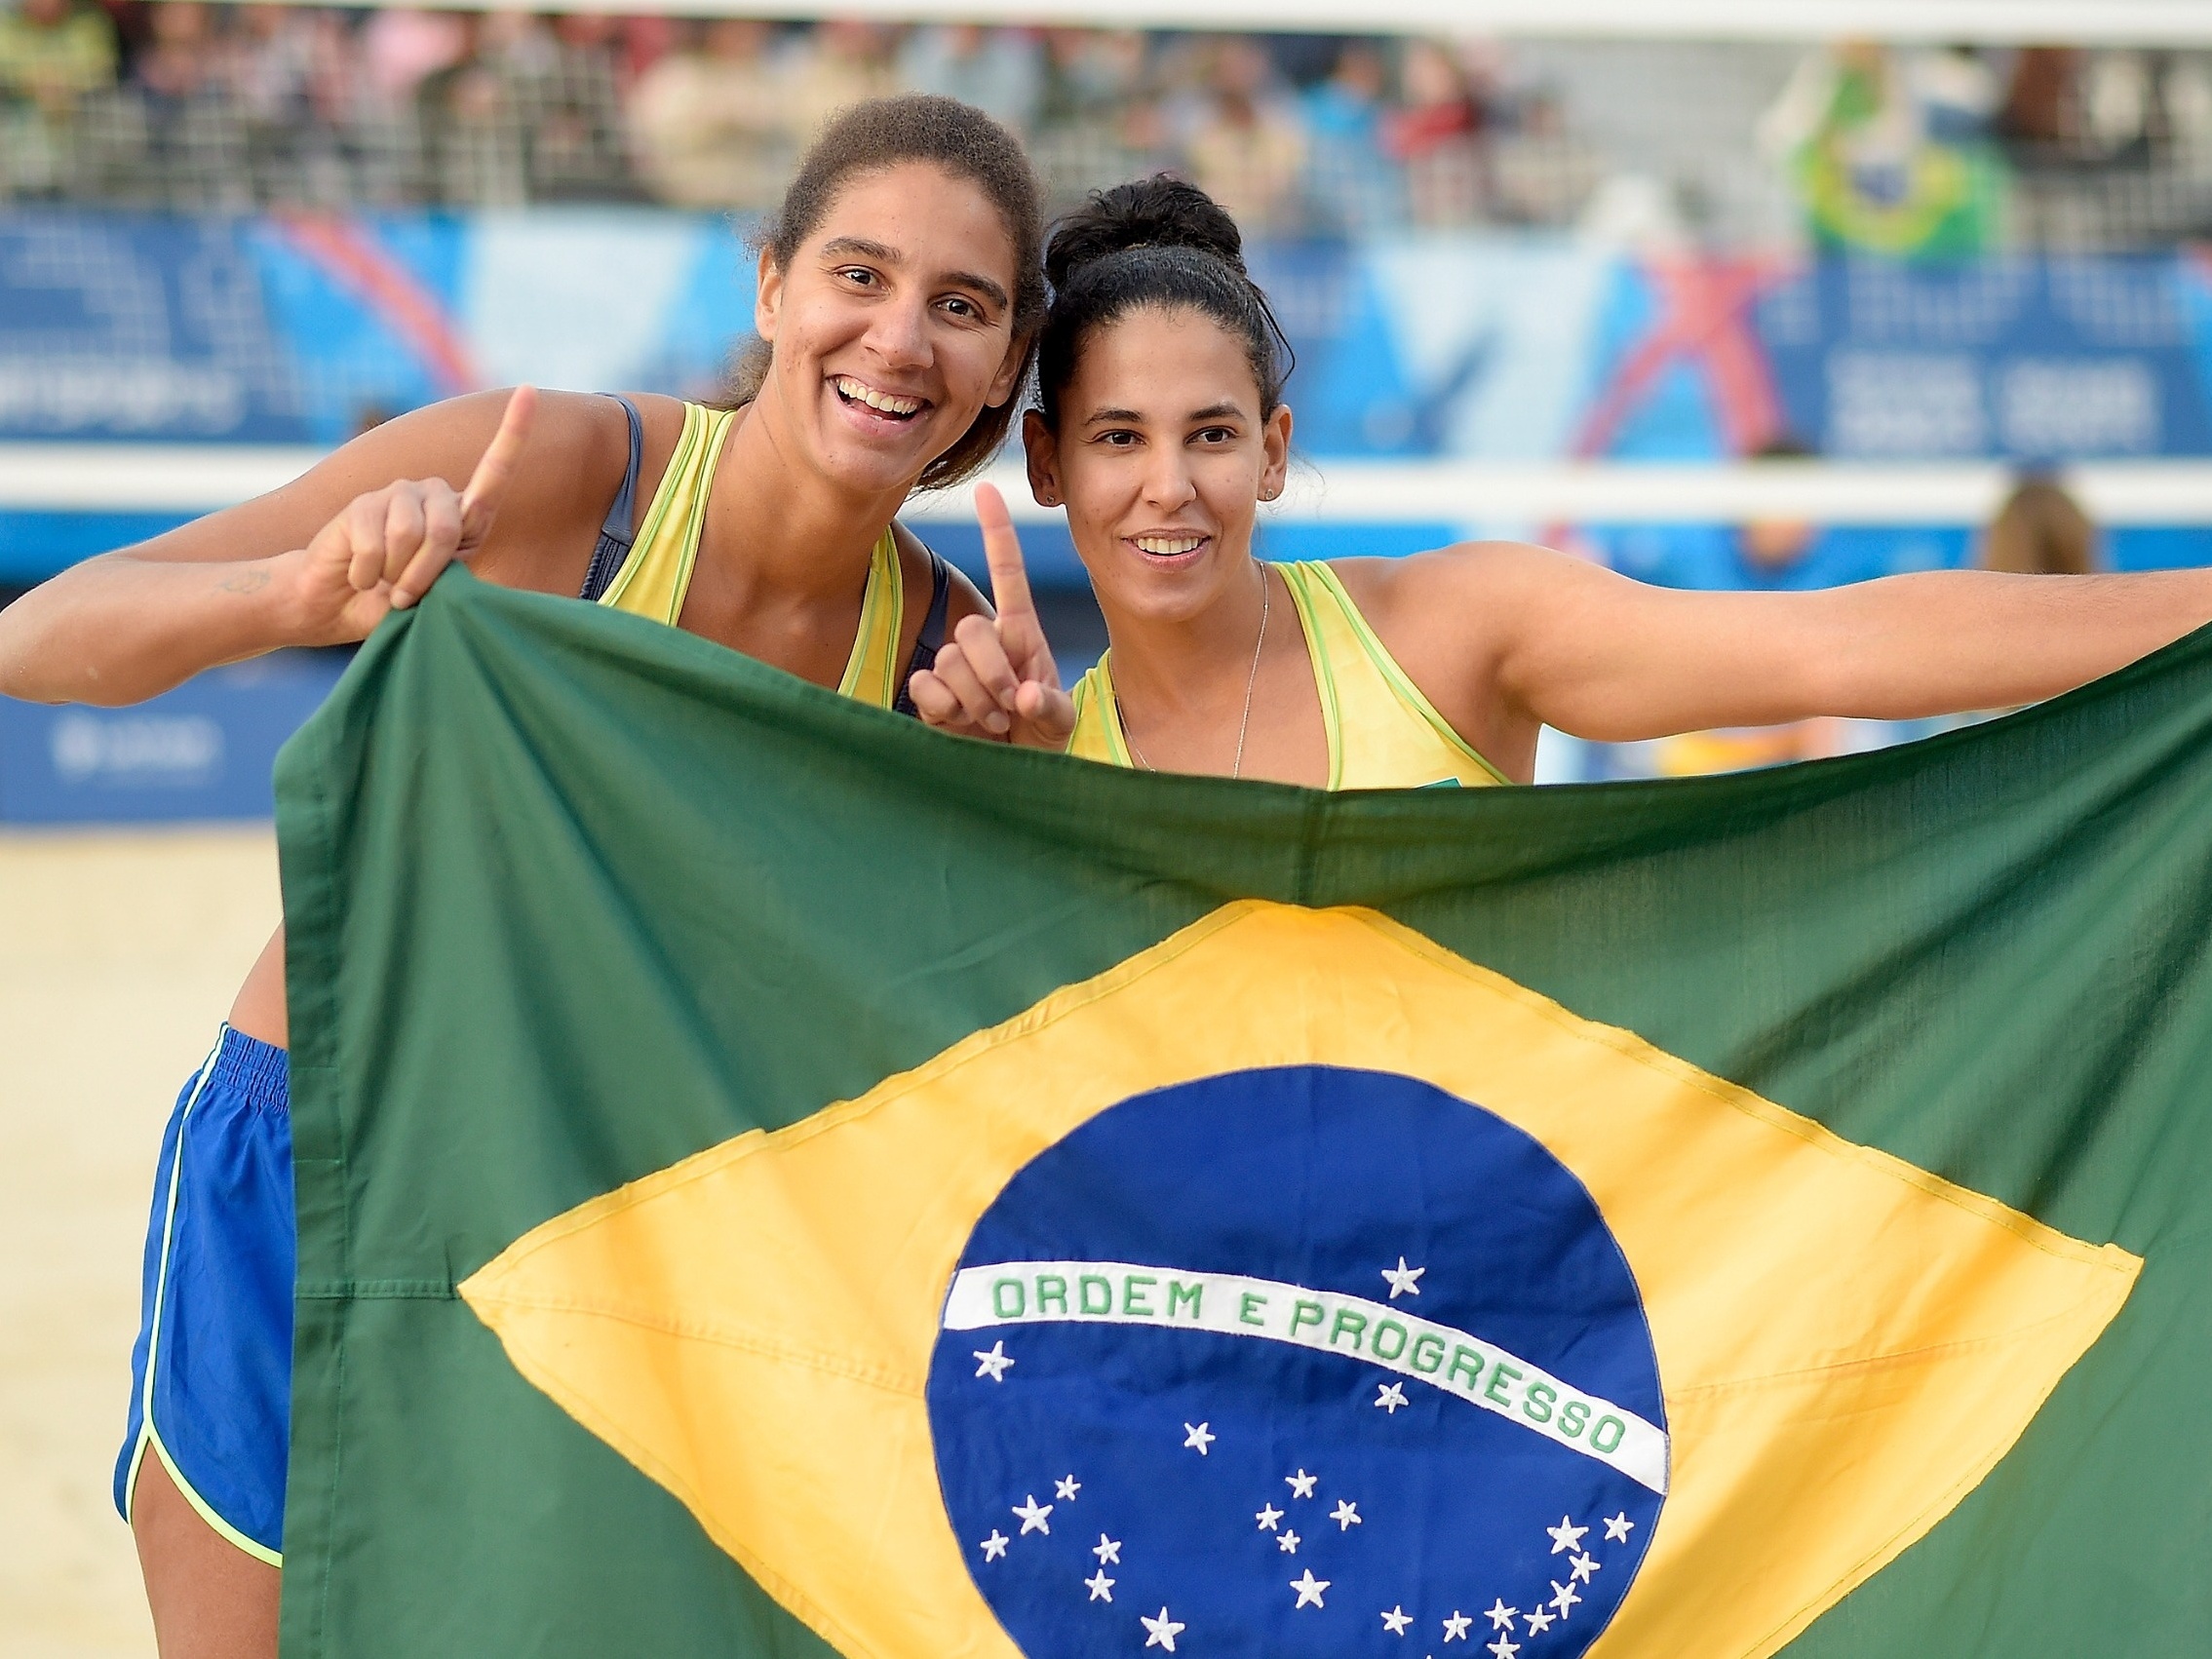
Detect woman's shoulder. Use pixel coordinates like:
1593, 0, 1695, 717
1320, 539, 1566, 625
442, 388, 682, 595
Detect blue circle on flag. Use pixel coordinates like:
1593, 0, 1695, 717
927, 1065, 1666, 1657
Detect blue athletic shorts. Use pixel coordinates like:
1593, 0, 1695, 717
116, 1026, 293, 1564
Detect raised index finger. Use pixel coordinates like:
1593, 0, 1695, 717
974, 482, 1036, 625
459, 384, 538, 527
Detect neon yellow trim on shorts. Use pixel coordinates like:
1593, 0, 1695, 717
144, 1424, 284, 1567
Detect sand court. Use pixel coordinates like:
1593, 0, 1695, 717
0, 827, 280, 1659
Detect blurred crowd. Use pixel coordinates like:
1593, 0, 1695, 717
0, 2, 1596, 230
3, 4, 2212, 251
1762, 41, 2212, 254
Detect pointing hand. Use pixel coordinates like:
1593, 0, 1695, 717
908, 482, 1077, 749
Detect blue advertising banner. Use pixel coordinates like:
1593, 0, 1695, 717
0, 649, 345, 825
9, 210, 2212, 464
1758, 255, 2212, 461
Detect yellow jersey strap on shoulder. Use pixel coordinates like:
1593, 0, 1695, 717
598, 402, 905, 711
598, 402, 736, 628
837, 528, 906, 709
1067, 654, 1134, 767
1277, 560, 1510, 791
1064, 562, 1509, 790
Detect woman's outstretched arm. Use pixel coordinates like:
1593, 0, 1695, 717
0, 387, 603, 707
1379, 543, 2212, 749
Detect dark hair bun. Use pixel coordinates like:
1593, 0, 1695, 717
1045, 175, 1245, 291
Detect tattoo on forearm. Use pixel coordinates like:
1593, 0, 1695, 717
218, 568, 271, 595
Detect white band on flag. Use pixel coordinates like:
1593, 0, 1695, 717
943, 1259, 1668, 1493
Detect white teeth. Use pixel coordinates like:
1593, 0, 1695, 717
1135, 536, 1205, 556
835, 377, 922, 416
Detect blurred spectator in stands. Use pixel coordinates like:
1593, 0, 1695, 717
899, 24, 1041, 135
1763, 40, 2002, 257
224, 5, 350, 202
2084, 52, 2151, 160
0, 0, 117, 194
1602, 437, 1946, 594
1031, 27, 1162, 213
512, 12, 634, 199
2165, 55, 2212, 171
1036, 25, 1146, 132
133, 0, 213, 100
630, 19, 786, 210
784, 19, 894, 149
1183, 35, 1307, 232
415, 12, 522, 204
0, 0, 114, 109
1997, 46, 2082, 154
1980, 475, 2099, 575
134, 0, 253, 205
1387, 39, 1486, 226
363, 4, 469, 105
1301, 40, 1404, 234
1724, 436, 1828, 585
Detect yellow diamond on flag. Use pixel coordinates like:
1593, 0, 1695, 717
460, 902, 2137, 1659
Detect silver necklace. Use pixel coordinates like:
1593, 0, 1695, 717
1121, 567, 1271, 779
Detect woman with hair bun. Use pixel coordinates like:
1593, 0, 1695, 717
0, 95, 1045, 1659
913, 174, 2212, 786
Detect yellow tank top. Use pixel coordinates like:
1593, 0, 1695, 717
1067, 560, 1508, 790
595, 401, 909, 708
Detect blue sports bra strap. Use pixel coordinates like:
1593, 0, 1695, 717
578, 394, 646, 602
892, 546, 954, 718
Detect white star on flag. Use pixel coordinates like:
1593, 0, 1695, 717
1085, 1569, 1115, 1602
1010, 1495, 1052, 1535
1549, 1580, 1582, 1618
1183, 1421, 1216, 1455
1380, 1255, 1425, 1298
1380, 1606, 1414, 1636
971, 1340, 1014, 1381
1055, 1475, 1081, 1502
1375, 1381, 1409, 1413
1483, 1600, 1518, 1631
1277, 1529, 1301, 1554
1255, 1503, 1284, 1531
1569, 1550, 1600, 1584
1545, 1516, 1588, 1554
1524, 1608, 1555, 1635
1093, 1534, 1122, 1564
1286, 1468, 1318, 1498
1330, 1499, 1362, 1531
1442, 1610, 1473, 1641
1142, 1607, 1184, 1651
979, 1530, 1009, 1562
1604, 1512, 1635, 1543
1487, 1637, 1521, 1659
1290, 1568, 1330, 1609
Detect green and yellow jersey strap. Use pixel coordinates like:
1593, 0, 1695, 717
1065, 560, 1509, 790
1067, 653, 1134, 768
598, 400, 907, 711
835, 528, 906, 708
1276, 560, 1508, 790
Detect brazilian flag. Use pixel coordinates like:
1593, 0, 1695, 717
278, 569, 2211, 1658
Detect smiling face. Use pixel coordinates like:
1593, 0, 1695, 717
754, 162, 1027, 499
1026, 305, 1291, 624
